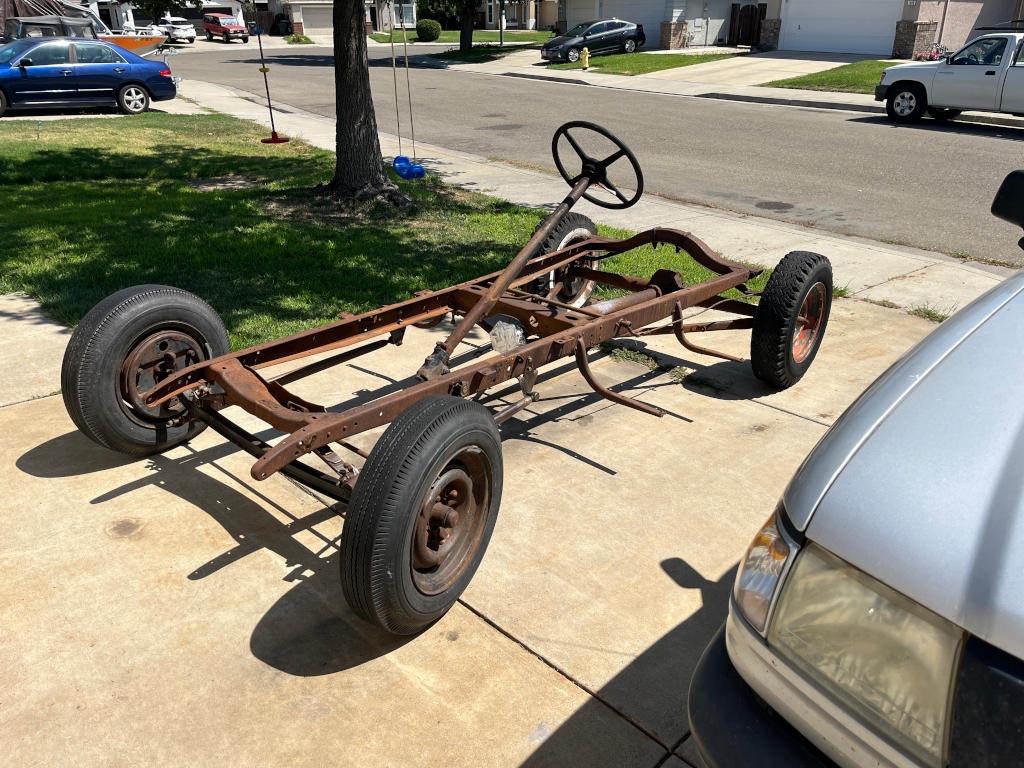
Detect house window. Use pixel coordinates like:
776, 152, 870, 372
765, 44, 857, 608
487, 0, 493, 24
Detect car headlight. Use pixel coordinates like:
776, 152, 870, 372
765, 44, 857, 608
767, 544, 963, 768
879, 71, 887, 84
734, 508, 796, 632
550, 44, 563, 51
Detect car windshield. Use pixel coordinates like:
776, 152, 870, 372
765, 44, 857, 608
0, 39, 36, 64
217, 16, 238, 25
565, 23, 593, 36
167, 18, 187, 23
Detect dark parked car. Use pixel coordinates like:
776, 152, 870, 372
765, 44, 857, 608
540, 18, 645, 63
0, 37, 175, 117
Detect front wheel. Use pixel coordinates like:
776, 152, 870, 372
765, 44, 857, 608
927, 106, 961, 122
61, 285, 231, 456
205, 30, 213, 40
567, 46, 580, 63
623, 37, 636, 53
886, 83, 927, 123
242, 36, 249, 43
340, 396, 503, 635
750, 251, 832, 389
117, 84, 149, 115
222, 33, 229, 43
530, 211, 599, 307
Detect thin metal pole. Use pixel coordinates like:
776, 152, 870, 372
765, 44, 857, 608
388, 1, 403, 156
257, 33, 277, 134
398, 4, 416, 161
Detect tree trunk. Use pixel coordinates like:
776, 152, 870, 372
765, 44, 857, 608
459, 4, 474, 50
327, 0, 406, 204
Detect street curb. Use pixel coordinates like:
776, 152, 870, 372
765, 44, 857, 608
696, 91, 885, 114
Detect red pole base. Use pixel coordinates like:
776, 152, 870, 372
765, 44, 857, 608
261, 132, 290, 144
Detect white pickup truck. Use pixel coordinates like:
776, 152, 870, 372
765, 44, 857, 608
876, 31, 1024, 122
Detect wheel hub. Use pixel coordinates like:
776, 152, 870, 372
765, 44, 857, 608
120, 330, 204, 421
792, 282, 826, 363
413, 468, 471, 570
894, 92, 916, 116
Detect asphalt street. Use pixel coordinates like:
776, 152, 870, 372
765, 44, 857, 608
169, 44, 1024, 264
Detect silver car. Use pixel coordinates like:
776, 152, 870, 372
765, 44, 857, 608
688, 172, 1024, 768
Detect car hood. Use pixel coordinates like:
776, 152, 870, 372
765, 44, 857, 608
543, 35, 576, 48
884, 61, 940, 76
782, 268, 1024, 658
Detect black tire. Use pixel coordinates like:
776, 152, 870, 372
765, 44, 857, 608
340, 396, 503, 635
0, 89, 6, 119
750, 251, 832, 389
222, 33, 229, 43
567, 46, 580, 63
885, 83, 927, 123
530, 211, 599, 308
242, 36, 249, 43
62, 285, 230, 456
117, 84, 149, 115
187, 37, 195, 43
206, 30, 213, 40
623, 37, 636, 53
927, 106, 961, 121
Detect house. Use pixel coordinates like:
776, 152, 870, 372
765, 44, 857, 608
554, 0, 1022, 55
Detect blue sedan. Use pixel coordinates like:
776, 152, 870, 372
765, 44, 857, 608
0, 37, 175, 117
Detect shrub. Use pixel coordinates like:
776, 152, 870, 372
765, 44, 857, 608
416, 19, 442, 42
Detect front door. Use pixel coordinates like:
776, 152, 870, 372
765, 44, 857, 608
73, 42, 127, 103
932, 36, 1009, 111
8, 42, 76, 106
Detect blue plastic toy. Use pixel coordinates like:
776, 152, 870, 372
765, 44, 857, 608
393, 155, 425, 180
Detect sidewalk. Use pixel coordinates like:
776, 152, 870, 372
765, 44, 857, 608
424, 48, 1024, 128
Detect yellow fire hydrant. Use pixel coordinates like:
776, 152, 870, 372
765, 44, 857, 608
581, 47, 590, 70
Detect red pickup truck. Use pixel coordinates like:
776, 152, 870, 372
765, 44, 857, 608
202, 13, 249, 43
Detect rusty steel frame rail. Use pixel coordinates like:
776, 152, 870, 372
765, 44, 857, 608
142, 227, 761, 486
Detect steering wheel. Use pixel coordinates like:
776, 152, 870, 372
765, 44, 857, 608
551, 121, 644, 209
967, 53, 980, 64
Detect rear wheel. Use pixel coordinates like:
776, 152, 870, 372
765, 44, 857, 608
117, 84, 149, 115
187, 37, 195, 43
623, 37, 636, 53
886, 83, 927, 123
340, 396, 503, 635
61, 285, 230, 456
927, 106, 961, 122
750, 251, 832, 389
530, 212, 600, 308
205, 30, 213, 40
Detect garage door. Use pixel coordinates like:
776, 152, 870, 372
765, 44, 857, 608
601, 0, 662, 43
779, 0, 903, 55
302, 7, 333, 35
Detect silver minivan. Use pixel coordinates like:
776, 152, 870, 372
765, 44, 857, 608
688, 172, 1024, 768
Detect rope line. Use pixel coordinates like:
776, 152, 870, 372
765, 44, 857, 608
387, 0, 403, 157
397, 3, 416, 161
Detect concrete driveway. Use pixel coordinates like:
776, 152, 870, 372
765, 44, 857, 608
0, 294, 935, 766
641, 50, 886, 85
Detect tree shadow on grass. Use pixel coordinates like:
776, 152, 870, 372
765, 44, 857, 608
0, 143, 543, 344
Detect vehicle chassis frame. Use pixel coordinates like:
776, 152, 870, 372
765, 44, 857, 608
146, 218, 761, 503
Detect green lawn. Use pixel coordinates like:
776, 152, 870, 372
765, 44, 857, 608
370, 30, 553, 44
549, 52, 738, 77
0, 113, 767, 351
427, 42, 537, 63
764, 59, 894, 93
